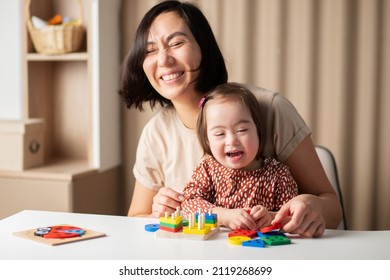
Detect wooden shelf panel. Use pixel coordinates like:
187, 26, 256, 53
27, 52, 88, 61
0, 158, 97, 181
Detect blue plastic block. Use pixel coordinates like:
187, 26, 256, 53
242, 238, 266, 248
144, 224, 160, 232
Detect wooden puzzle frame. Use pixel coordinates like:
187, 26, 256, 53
13, 224, 106, 246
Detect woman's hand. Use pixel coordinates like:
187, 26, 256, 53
272, 194, 326, 237
151, 187, 184, 218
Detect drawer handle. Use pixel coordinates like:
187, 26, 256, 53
29, 140, 40, 154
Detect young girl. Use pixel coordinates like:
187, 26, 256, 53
181, 83, 298, 230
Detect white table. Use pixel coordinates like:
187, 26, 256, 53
1, 210, 389, 260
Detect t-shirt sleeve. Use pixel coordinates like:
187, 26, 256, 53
132, 108, 204, 194
268, 93, 311, 162
133, 120, 164, 192
246, 84, 311, 162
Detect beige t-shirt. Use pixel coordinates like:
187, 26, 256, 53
133, 85, 311, 193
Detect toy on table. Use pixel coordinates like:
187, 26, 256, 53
34, 225, 85, 239
259, 222, 283, 233
13, 224, 106, 246
153, 207, 219, 240
227, 222, 291, 248
146, 208, 291, 246
144, 223, 160, 232
228, 229, 257, 238
159, 208, 183, 233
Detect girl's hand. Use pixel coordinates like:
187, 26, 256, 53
215, 208, 257, 230
151, 187, 184, 218
272, 194, 326, 237
249, 205, 273, 229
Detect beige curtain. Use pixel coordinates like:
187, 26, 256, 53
121, 0, 390, 230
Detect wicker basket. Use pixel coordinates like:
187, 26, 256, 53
25, 0, 85, 55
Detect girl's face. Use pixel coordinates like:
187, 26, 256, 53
206, 100, 261, 171
143, 11, 202, 103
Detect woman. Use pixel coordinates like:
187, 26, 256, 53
119, 0, 342, 237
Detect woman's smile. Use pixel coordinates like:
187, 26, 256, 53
161, 71, 184, 82
143, 11, 202, 102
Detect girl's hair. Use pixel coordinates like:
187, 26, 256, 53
119, 0, 228, 110
197, 83, 263, 158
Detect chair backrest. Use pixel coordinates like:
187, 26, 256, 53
315, 145, 347, 230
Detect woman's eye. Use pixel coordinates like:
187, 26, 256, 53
145, 48, 157, 55
237, 129, 248, 133
169, 41, 184, 48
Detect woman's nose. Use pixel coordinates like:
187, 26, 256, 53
158, 48, 173, 67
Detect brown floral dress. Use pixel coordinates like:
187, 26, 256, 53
182, 156, 298, 217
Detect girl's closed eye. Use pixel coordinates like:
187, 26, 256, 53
214, 131, 225, 137
237, 128, 248, 133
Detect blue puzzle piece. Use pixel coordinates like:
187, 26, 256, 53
196, 213, 218, 223
242, 238, 266, 248
145, 224, 160, 232
58, 229, 85, 235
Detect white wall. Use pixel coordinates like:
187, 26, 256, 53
0, 0, 24, 120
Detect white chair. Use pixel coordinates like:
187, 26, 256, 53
315, 145, 347, 230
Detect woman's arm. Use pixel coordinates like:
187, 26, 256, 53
272, 135, 343, 237
127, 181, 155, 217
128, 180, 183, 218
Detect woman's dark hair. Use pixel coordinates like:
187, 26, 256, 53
197, 83, 263, 159
119, 0, 228, 110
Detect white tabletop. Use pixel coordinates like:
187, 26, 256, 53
1, 210, 389, 260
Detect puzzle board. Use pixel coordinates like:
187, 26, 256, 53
13, 224, 106, 246
156, 226, 220, 240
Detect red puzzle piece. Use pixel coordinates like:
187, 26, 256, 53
35, 225, 85, 239
260, 223, 282, 233
228, 229, 258, 238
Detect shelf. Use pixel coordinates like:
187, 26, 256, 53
0, 158, 97, 181
27, 52, 88, 61
0, 0, 122, 220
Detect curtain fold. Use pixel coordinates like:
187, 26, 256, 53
122, 0, 390, 230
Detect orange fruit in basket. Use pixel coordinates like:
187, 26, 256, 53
48, 14, 62, 25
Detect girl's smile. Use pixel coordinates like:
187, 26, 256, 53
206, 100, 261, 171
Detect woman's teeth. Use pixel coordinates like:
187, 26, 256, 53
161, 72, 183, 81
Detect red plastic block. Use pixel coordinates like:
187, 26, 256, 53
228, 229, 257, 238
160, 225, 183, 232
260, 223, 282, 233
